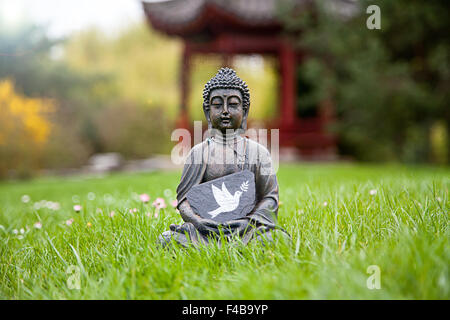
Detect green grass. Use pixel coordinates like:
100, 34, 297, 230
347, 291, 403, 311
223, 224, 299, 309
0, 164, 448, 299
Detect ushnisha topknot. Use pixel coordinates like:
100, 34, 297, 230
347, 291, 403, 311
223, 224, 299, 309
202, 67, 250, 112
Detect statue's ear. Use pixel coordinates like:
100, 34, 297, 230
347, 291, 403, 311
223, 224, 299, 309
240, 108, 249, 130
203, 105, 212, 129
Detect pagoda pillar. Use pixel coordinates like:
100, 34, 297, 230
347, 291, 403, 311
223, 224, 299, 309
279, 41, 297, 129
177, 42, 191, 129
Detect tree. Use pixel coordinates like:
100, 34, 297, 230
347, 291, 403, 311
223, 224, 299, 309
281, 0, 449, 163
0, 80, 53, 178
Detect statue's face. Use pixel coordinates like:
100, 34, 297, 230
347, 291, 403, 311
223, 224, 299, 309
209, 88, 244, 133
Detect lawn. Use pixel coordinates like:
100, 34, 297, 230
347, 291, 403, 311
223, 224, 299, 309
0, 164, 448, 299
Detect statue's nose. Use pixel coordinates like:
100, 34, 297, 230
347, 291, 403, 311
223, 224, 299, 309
222, 102, 229, 114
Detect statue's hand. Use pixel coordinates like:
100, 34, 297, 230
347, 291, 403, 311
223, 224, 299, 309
193, 217, 221, 235
179, 200, 220, 234
169, 219, 217, 235
198, 218, 254, 237
220, 218, 253, 236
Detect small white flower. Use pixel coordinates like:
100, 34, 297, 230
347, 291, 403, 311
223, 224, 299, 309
51, 202, 61, 210
163, 189, 173, 198
437, 197, 442, 202
323, 201, 328, 207
66, 219, 74, 226
103, 194, 114, 204
369, 189, 377, 196
131, 192, 139, 201
21, 195, 30, 203
20, 228, 25, 234
34, 222, 42, 229
109, 211, 115, 218
44, 201, 55, 210
12, 229, 18, 234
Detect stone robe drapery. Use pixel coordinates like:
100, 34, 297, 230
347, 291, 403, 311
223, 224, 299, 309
160, 134, 289, 247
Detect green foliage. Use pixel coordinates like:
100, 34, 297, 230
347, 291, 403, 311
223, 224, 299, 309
65, 24, 181, 118
0, 24, 109, 105
95, 103, 172, 157
0, 164, 448, 299
281, 0, 449, 163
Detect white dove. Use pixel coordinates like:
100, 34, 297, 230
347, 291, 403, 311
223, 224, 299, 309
208, 182, 244, 218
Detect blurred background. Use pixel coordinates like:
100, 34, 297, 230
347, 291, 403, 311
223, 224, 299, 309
0, 0, 448, 180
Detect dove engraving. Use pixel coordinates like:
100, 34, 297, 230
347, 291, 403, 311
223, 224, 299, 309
208, 180, 249, 218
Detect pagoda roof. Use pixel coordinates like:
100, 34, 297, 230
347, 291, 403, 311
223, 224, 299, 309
142, 0, 288, 37
142, 0, 359, 38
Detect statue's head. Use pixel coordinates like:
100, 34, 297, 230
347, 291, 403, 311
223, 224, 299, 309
202, 67, 250, 133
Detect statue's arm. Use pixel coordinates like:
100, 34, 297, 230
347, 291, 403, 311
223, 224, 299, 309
248, 168, 278, 225
178, 199, 201, 224
178, 199, 221, 235
246, 148, 279, 226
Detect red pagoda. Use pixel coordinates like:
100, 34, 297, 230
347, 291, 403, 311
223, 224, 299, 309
142, 0, 343, 159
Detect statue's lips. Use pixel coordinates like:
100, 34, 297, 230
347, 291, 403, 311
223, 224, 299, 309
220, 118, 231, 123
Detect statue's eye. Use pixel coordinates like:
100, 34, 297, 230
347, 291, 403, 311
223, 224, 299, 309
211, 97, 223, 107
228, 96, 240, 108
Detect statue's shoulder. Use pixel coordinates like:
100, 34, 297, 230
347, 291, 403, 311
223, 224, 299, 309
184, 140, 209, 164
190, 140, 208, 152
245, 138, 272, 164
246, 138, 271, 156
245, 138, 276, 175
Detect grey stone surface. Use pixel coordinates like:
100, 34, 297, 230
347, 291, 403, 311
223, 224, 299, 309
186, 169, 255, 223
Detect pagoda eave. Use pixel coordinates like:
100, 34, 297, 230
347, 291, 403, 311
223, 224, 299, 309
142, 0, 282, 38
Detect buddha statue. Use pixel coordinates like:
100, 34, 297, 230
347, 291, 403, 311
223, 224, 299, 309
159, 67, 289, 247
